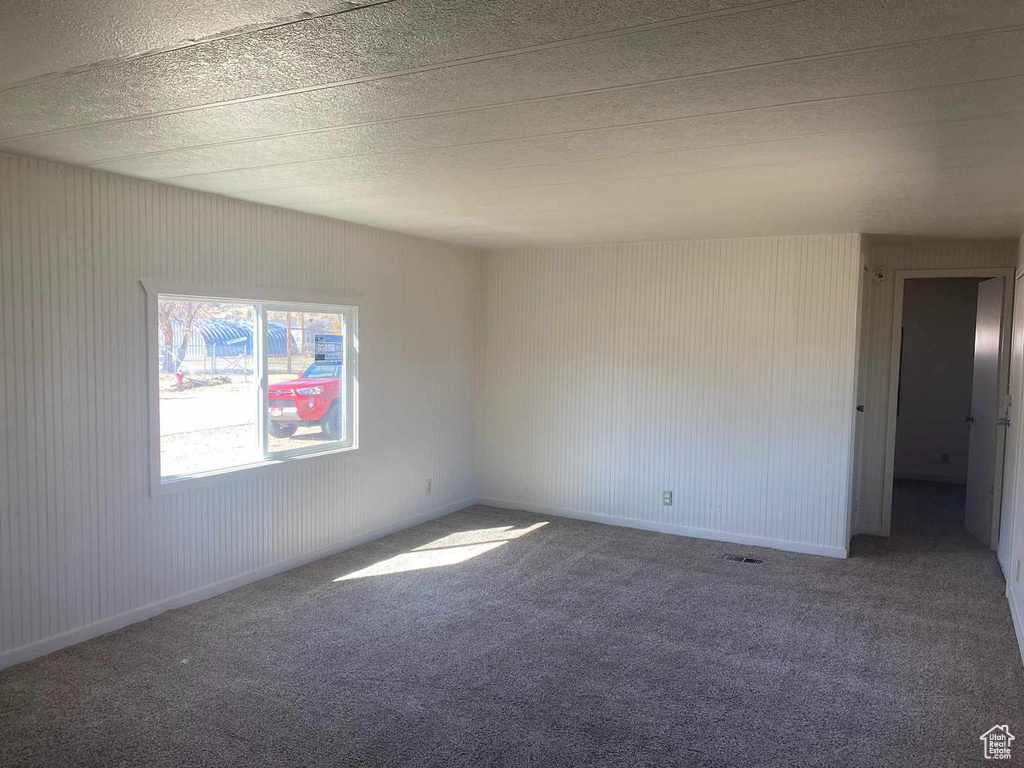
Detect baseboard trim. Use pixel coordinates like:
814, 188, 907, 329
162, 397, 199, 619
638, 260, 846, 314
1007, 586, 1024, 668
476, 498, 848, 559
0, 498, 473, 671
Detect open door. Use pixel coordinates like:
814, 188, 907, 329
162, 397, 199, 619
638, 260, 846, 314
998, 274, 1024, 571
965, 277, 1005, 547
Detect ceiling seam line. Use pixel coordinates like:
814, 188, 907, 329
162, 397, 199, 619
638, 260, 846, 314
197, 135, 1024, 199
151, 75, 1024, 181
0, 0, 399, 93
435, 135, 1024, 195
0, 0, 804, 101
293, 108, 1024, 181
4, 10, 1018, 143
50, 23, 1024, 164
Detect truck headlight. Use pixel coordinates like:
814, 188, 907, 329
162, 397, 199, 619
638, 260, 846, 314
296, 386, 323, 395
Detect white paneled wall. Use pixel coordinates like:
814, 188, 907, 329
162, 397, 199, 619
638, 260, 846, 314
0, 153, 480, 666
8, 147, 1014, 666
1007, 237, 1024, 665
854, 236, 1018, 534
477, 236, 862, 556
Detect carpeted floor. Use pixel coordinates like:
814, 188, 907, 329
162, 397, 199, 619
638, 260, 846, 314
1, 500, 1022, 767
891, 477, 968, 534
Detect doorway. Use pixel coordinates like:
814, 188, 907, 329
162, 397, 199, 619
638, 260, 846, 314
881, 269, 1014, 548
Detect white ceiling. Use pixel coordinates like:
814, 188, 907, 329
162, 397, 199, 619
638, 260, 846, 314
2, 0, 1023, 248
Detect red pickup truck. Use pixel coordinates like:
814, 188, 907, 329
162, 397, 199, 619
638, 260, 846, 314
267, 363, 342, 440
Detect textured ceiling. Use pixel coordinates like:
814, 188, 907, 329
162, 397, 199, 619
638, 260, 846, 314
2, 0, 1023, 247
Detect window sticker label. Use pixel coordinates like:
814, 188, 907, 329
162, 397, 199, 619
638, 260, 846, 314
314, 334, 343, 364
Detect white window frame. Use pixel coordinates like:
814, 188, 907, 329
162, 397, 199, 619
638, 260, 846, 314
142, 281, 359, 496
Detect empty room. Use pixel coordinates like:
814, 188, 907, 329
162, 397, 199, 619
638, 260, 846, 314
3, 1, 1024, 766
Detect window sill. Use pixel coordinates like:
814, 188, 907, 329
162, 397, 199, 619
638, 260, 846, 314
151, 444, 358, 497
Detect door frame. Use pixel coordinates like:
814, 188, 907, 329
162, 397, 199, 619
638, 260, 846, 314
997, 269, 1024, 573
881, 267, 1015, 542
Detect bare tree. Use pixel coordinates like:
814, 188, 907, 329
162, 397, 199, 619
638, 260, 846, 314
159, 300, 208, 373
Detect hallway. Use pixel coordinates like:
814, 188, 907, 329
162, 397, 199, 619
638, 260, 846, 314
889, 479, 970, 540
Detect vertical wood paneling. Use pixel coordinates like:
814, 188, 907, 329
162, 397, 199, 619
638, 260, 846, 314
1005, 237, 1024, 659
855, 236, 1019, 534
478, 235, 862, 556
0, 152, 480, 662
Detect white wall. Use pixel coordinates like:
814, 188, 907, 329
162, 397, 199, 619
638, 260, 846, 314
854, 236, 1018, 534
477, 236, 862, 557
7, 147, 1018, 666
1007, 237, 1024, 663
893, 278, 980, 484
0, 152, 481, 666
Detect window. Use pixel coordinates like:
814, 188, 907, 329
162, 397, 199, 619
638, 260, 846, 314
144, 284, 358, 491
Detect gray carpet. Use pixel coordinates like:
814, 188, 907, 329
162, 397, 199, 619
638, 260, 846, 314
1, 500, 1022, 767
891, 477, 967, 533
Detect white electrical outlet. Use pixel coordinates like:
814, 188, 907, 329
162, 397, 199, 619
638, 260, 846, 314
662, 490, 673, 506
426, 478, 432, 495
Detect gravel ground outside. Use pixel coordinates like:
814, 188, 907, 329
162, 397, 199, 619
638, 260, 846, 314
159, 375, 337, 477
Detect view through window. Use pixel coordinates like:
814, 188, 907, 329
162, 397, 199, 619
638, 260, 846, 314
156, 294, 356, 482
266, 310, 346, 453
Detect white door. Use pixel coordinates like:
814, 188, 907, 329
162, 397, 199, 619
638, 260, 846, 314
966, 277, 1005, 547
998, 275, 1024, 571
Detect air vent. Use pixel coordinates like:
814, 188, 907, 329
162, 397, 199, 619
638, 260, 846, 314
722, 554, 762, 564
